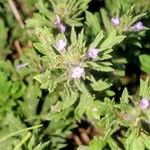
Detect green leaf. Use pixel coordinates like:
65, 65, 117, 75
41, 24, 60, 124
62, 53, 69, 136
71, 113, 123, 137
87, 61, 114, 72
33, 42, 46, 55
141, 133, 150, 149
86, 101, 104, 120
139, 54, 150, 74
89, 31, 104, 49
26, 13, 50, 28
101, 31, 125, 50
89, 137, 106, 150
99, 49, 113, 60
19, 81, 41, 118
91, 80, 112, 91
36, 0, 54, 21
35, 27, 53, 46
75, 93, 92, 119
85, 11, 101, 35
0, 71, 11, 100
130, 136, 144, 150
139, 77, 149, 97
34, 141, 50, 150
108, 137, 119, 150
100, 9, 115, 34
120, 88, 129, 103
71, 27, 77, 43
60, 86, 78, 110
65, 18, 83, 26
124, 128, 139, 150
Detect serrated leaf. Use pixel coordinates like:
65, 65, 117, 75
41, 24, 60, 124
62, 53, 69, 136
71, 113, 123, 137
71, 27, 77, 43
86, 101, 104, 120
75, 93, 92, 119
139, 77, 149, 97
89, 31, 104, 49
91, 80, 112, 91
101, 31, 125, 50
87, 61, 114, 72
85, 11, 101, 35
26, 13, 50, 28
60, 86, 78, 110
120, 88, 129, 103
100, 9, 115, 34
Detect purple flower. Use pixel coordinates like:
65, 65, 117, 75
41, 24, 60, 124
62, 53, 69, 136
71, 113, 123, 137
111, 17, 120, 26
133, 21, 144, 31
55, 15, 66, 32
140, 98, 149, 110
56, 39, 67, 52
55, 15, 61, 25
58, 24, 66, 33
87, 48, 99, 59
71, 66, 85, 79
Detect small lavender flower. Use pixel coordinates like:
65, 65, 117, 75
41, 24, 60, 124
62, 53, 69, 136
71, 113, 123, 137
16, 63, 29, 70
71, 66, 85, 79
55, 15, 66, 32
56, 39, 67, 52
140, 98, 149, 110
133, 21, 144, 31
87, 48, 99, 59
111, 17, 120, 26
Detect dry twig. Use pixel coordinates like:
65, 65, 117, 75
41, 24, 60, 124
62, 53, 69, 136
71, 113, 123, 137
14, 40, 22, 56
7, 0, 25, 28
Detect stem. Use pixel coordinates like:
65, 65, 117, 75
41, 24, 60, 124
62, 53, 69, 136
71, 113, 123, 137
14, 40, 22, 55
14, 132, 32, 150
0, 124, 43, 143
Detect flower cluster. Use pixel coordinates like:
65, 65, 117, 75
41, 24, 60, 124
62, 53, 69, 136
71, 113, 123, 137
55, 38, 100, 79
111, 17, 144, 33
70, 47, 99, 79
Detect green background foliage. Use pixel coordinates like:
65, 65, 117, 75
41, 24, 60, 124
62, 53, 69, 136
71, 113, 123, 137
0, 0, 150, 149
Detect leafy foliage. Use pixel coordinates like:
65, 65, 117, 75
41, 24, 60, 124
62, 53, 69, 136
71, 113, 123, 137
0, 0, 149, 149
